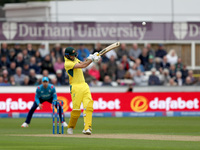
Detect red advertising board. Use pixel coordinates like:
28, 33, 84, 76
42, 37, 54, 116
0, 92, 200, 113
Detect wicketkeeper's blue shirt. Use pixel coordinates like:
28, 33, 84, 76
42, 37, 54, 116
35, 84, 57, 105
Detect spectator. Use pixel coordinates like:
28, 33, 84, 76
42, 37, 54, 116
42, 69, 49, 77
1, 43, 9, 56
41, 70, 51, 83
22, 49, 31, 64
155, 44, 167, 59
148, 68, 160, 85
133, 69, 145, 86
195, 77, 200, 86
175, 58, 183, 71
105, 49, 118, 60
41, 55, 54, 74
160, 69, 170, 86
77, 44, 90, 61
56, 70, 65, 86
38, 43, 49, 58
166, 49, 178, 65
101, 54, 110, 63
35, 50, 42, 69
14, 43, 22, 55
160, 56, 170, 70
169, 64, 176, 78
51, 78, 57, 85
22, 76, 31, 86
50, 50, 56, 65
117, 43, 128, 60
9, 76, 16, 86
145, 55, 155, 71
102, 75, 112, 86
0, 76, 10, 86
129, 43, 142, 62
35, 78, 42, 86
146, 43, 155, 57
167, 78, 177, 86
63, 70, 69, 85
89, 64, 100, 80
52, 43, 62, 58
2, 69, 9, 83
15, 53, 24, 68
187, 70, 197, 85
135, 58, 145, 72
107, 55, 118, 80
29, 69, 37, 85
8, 62, 16, 75
139, 47, 149, 66
0, 55, 10, 69
184, 77, 192, 86
124, 71, 132, 80
0, 76, 3, 84
27, 43, 36, 56
93, 43, 102, 53
104, 43, 118, 59
39, 70, 51, 85
181, 65, 188, 82
29, 56, 41, 74
117, 71, 133, 86
129, 64, 137, 77
22, 63, 30, 76
14, 67, 25, 85
155, 57, 161, 71
116, 64, 126, 80
8, 49, 16, 62
99, 63, 111, 81
54, 57, 64, 73
121, 55, 130, 71
175, 71, 183, 86
90, 78, 102, 87
84, 69, 95, 85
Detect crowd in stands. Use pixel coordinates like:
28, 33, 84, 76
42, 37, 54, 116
0, 42, 200, 87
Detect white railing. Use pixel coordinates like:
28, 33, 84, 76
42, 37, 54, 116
0, 86, 199, 93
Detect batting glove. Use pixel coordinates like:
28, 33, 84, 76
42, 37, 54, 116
87, 54, 94, 61
93, 54, 101, 62
93, 52, 99, 57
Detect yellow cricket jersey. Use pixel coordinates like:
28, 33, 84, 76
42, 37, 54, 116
64, 57, 85, 85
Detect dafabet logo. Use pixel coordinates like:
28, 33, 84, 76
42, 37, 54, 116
2, 22, 17, 40
130, 96, 199, 112
130, 96, 148, 112
57, 96, 69, 112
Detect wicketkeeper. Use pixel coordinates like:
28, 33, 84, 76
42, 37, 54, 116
21, 77, 68, 127
64, 47, 100, 135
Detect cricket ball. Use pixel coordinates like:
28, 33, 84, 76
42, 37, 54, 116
142, 22, 146, 26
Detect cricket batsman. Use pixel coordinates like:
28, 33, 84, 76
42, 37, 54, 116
64, 47, 100, 135
21, 77, 68, 127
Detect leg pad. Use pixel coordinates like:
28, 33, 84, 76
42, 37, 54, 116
68, 109, 81, 129
84, 100, 93, 130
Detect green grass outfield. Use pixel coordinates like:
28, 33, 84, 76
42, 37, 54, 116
0, 117, 200, 150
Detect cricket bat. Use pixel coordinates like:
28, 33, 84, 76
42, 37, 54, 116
97, 42, 120, 56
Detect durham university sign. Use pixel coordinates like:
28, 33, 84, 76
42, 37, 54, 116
0, 22, 200, 41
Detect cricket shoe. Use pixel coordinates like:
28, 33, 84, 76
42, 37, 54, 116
82, 129, 86, 134
21, 122, 28, 127
63, 122, 68, 127
67, 128, 73, 135
82, 129, 92, 135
